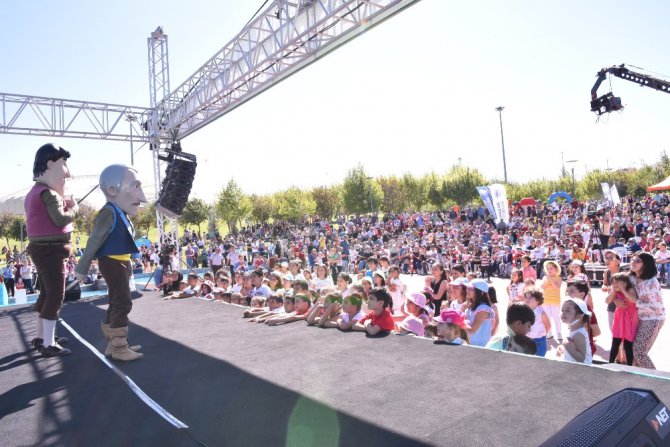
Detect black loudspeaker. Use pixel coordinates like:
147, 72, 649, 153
64, 279, 81, 302
541, 388, 670, 446
156, 150, 197, 219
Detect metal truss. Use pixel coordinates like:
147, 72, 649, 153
148, 27, 179, 250
0, 92, 151, 141
163, 0, 422, 139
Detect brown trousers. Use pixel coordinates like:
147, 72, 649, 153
98, 257, 133, 328
27, 242, 71, 321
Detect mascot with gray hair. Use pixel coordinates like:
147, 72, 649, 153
25, 143, 78, 357
75, 164, 146, 361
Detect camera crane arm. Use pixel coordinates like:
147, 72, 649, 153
590, 64, 670, 116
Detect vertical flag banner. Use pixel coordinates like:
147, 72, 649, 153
601, 182, 612, 201
610, 184, 621, 205
488, 183, 510, 224
476, 186, 496, 220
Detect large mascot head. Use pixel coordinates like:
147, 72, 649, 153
99, 164, 147, 217
33, 143, 71, 196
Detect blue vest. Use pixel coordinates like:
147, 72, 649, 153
95, 203, 140, 258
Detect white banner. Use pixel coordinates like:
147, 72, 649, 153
600, 182, 612, 201
476, 186, 496, 219
488, 183, 510, 224
610, 184, 621, 205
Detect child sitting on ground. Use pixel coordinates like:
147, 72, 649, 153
266, 294, 311, 326
523, 287, 551, 357
556, 297, 592, 364
164, 273, 200, 300
353, 287, 394, 336
198, 280, 215, 301
245, 294, 282, 318
433, 309, 469, 345
486, 302, 535, 353
306, 292, 343, 328
565, 279, 601, 357
395, 315, 425, 336
250, 296, 290, 323
337, 294, 366, 331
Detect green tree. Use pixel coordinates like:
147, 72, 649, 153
378, 176, 408, 213
9, 216, 26, 246
215, 179, 251, 233
443, 166, 486, 206
341, 165, 382, 215
402, 173, 428, 211
310, 185, 341, 219
181, 198, 210, 234
132, 201, 156, 238
425, 173, 444, 209
74, 203, 97, 236
273, 187, 316, 223
249, 194, 274, 224
0, 212, 14, 247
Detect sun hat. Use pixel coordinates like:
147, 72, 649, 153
449, 277, 468, 286
564, 297, 592, 317
405, 292, 433, 314
397, 315, 425, 336
434, 309, 467, 328
465, 278, 489, 294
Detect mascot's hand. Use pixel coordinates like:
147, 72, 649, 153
74, 272, 87, 283
65, 196, 79, 214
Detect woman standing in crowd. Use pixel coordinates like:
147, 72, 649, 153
629, 252, 665, 369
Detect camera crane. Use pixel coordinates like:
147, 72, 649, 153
590, 64, 670, 116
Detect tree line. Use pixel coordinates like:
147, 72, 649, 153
1, 153, 668, 243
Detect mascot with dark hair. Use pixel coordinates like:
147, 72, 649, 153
75, 165, 146, 361
25, 143, 78, 357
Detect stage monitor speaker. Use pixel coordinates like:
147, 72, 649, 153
541, 388, 670, 446
156, 151, 197, 218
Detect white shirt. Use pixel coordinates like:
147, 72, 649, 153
340, 310, 365, 324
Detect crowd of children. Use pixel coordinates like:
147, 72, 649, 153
155, 250, 665, 369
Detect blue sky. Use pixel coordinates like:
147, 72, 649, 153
1, 0, 669, 203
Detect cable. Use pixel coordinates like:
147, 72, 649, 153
242, 0, 272, 30
628, 64, 670, 80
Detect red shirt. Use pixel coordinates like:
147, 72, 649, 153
360, 309, 395, 332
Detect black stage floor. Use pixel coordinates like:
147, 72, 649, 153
2, 292, 670, 447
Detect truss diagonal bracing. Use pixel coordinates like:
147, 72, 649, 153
163, 0, 422, 139
0, 93, 151, 142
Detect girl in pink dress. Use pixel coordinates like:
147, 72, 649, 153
606, 272, 638, 365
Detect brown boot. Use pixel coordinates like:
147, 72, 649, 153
102, 322, 141, 356
108, 327, 144, 361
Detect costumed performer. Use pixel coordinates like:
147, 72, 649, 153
25, 143, 78, 357
75, 164, 146, 361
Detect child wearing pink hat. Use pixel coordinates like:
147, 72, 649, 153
396, 315, 425, 336
434, 309, 469, 345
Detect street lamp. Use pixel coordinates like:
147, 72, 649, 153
566, 159, 578, 197
366, 176, 373, 214
495, 106, 508, 183
125, 113, 137, 166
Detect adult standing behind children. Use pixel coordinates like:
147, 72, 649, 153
25, 143, 78, 357
628, 252, 666, 369
75, 165, 147, 362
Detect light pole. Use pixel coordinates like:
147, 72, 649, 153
366, 176, 373, 214
125, 113, 137, 166
566, 159, 578, 197
495, 106, 508, 183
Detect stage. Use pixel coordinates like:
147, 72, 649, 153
2, 292, 670, 447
